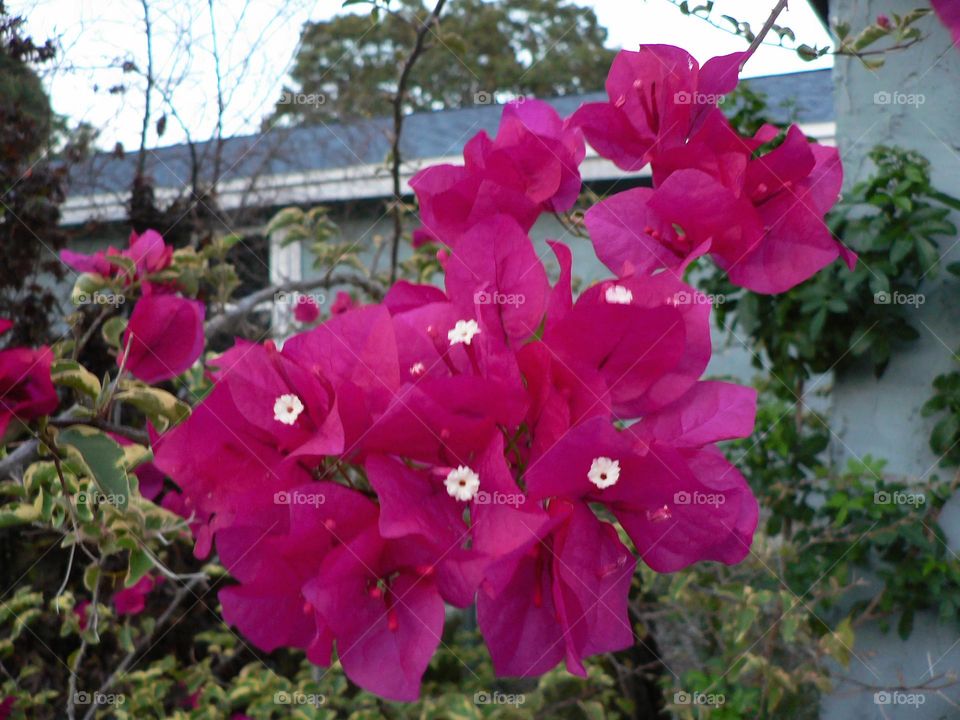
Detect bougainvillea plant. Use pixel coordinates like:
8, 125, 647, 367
1, 44, 854, 704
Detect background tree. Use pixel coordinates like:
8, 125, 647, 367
0, 1, 70, 346
272, 0, 616, 125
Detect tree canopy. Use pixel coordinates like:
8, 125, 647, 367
272, 0, 616, 125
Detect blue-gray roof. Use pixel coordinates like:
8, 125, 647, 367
67, 68, 833, 198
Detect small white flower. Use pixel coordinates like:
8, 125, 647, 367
604, 285, 633, 305
444, 465, 480, 502
447, 319, 481, 346
588, 456, 620, 489
273, 393, 304, 425
409, 361, 426, 377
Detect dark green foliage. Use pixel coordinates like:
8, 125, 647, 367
272, 0, 616, 125
704, 146, 959, 394
0, 2, 69, 345
923, 351, 960, 468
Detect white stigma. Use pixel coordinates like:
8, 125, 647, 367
605, 285, 633, 305
444, 465, 480, 502
409, 361, 426, 377
588, 456, 620, 489
273, 393, 304, 425
447, 319, 481, 346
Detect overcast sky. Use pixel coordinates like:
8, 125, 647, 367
11, 0, 833, 151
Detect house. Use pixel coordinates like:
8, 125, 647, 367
61, 68, 835, 343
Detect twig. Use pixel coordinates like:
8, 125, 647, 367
388, 0, 447, 284
207, 0, 226, 187
0, 439, 41, 480
741, 0, 791, 70
204, 271, 386, 337
73, 304, 112, 361
0, 412, 148, 481
81, 576, 206, 720
66, 560, 101, 720
48, 418, 149, 445
136, 0, 154, 179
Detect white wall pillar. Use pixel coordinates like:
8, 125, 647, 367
826, 2, 960, 717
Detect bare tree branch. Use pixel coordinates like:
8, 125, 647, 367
389, 0, 447, 284
136, 0, 154, 178
740, 0, 791, 70
204, 271, 386, 337
81, 576, 207, 720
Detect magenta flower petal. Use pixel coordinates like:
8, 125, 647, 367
636, 381, 757, 447
366, 454, 465, 546
478, 500, 633, 677
569, 101, 650, 171
613, 446, 758, 571
444, 215, 549, 344
933, 0, 960, 46
282, 305, 400, 452
524, 416, 758, 572
126, 229, 172, 276
113, 576, 157, 616
546, 274, 711, 416
0, 345, 58, 437
570, 45, 742, 169
60, 248, 113, 275
303, 523, 446, 702
121, 294, 205, 383
329, 291, 354, 315
293, 295, 320, 323
551, 502, 635, 675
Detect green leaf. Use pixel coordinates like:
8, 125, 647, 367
70, 273, 110, 306
265, 207, 306, 236
83, 563, 101, 592
0, 503, 42, 527
114, 385, 190, 431
897, 608, 915, 639
57, 426, 131, 510
103, 254, 136, 279
796, 44, 820, 61
930, 416, 958, 453
50, 359, 102, 399
101, 316, 127, 348
930, 190, 960, 212
125, 548, 154, 587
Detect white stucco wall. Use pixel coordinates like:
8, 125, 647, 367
826, 2, 960, 718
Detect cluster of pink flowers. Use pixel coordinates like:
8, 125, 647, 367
0, 319, 57, 441
60, 229, 205, 384
146, 45, 853, 701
